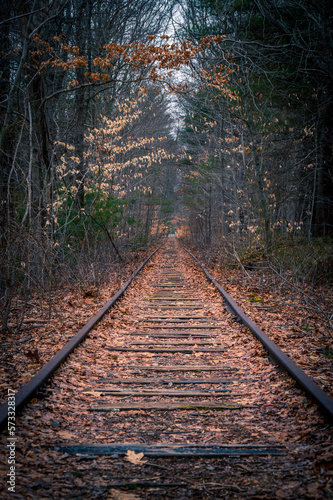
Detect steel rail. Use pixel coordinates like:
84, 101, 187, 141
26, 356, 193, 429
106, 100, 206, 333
185, 248, 333, 423
0, 244, 163, 433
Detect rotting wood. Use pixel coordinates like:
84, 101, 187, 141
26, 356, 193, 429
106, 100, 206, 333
148, 297, 197, 300
100, 378, 236, 384
138, 316, 208, 320
106, 347, 225, 353
86, 389, 234, 396
55, 443, 284, 456
141, 325, 220, 329
147, 304, 205, 311
126, 365, 237, 371
146, 305, 204, 308
125, 332, 214, 337
107, 481, 188, 488
138, 319, 213, 323
144, 297, 201, 305
150, 284, 186, 287
89, 401, 244, 411
129, 341, 222, 345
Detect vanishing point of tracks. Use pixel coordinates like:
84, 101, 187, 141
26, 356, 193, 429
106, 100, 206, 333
1, 237, 333, 499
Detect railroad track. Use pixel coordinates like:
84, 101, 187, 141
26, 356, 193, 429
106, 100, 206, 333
1, 237, 333, 498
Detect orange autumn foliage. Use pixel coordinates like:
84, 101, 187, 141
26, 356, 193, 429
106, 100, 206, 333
29, 33, 234, 97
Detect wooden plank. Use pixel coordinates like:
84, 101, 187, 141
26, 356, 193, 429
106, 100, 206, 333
151, 288, 187, 291
140, 325, 219, 330
147, 303, 203, 306
128, 336, 216, 340
125, 333, 214, 337
108, 481, 187, 488
157, 276, 183, 278
146, 301, 202, 305
127, 365, 237, 372
150, 290, 192, 293
135, 325, 219, 335
147, 299, 200, 302
129, 341, 221, 345
138, 319, 211, 323
106, 347, 225, 353
145, 298, 200, 302
156, 279, 185, 282
87, 389, 233, 396
149, 295, 195, 298
89, 401, 244, 411
146, 304, 203, 307
153, 269, 180, 278
150, 284, 186, 287
100, 378, 236, 384
147, 304, 205, 311
149, 292, 194, 295
56, 443, 284, 457
138, 316, 209, 320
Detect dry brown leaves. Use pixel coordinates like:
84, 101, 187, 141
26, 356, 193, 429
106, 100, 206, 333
0, 242, 332, 499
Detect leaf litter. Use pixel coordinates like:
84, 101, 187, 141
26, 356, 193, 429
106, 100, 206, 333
0, 242, 332, 498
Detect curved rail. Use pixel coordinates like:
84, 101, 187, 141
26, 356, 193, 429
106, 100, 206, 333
185, 248, 333, 423
0, 244, 163, 432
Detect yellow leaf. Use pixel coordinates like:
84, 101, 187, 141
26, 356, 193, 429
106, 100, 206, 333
125, 450, 147, 465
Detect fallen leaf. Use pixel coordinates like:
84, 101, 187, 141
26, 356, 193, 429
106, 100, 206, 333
125, 450, 147, 465
58, 430, 78, 439
107, 490, 141, 500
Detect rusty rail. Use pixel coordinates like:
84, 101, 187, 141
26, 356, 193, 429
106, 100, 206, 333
185, 248, 333, 423
0, 244, 163, 432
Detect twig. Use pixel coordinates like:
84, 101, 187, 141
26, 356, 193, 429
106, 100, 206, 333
233, 249, 251, 278
84, 212, 123, 262
203, 435, 216, 444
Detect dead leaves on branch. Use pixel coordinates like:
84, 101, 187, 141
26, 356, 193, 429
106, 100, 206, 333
29, 32, 231, 95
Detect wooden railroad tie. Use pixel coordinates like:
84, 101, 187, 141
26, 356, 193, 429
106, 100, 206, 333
85, 389, 234, 396
55, 443, 284, 457
140, 325, 220, 329
128, 340, 223, 345
107, 347, 225, 353
125, 332, 215, 337
89, 401, 245, 411
100, 377, 237, 384
126, 365, 238, 372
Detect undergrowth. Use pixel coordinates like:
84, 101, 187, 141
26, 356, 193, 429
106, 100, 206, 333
208, 236, 333, 286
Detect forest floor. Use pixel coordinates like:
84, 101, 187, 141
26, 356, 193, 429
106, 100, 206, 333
201, 256, 333, 400
0, 241, 332, 499
0, 247, 154, 404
